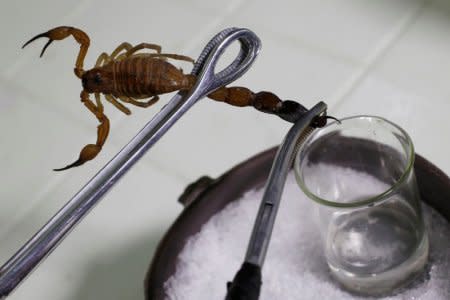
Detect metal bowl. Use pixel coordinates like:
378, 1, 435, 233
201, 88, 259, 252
144, 145, 450, 300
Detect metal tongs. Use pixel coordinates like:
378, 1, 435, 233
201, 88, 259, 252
0, 27, 261, 298
225, 102, 328, 300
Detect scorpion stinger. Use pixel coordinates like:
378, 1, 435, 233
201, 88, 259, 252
1, 28, 261, 298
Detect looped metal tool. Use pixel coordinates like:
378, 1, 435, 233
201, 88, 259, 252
0, 27, 261, 298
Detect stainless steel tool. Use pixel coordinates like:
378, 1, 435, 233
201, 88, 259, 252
0, 27, 261, 298
225, 101, 328, 300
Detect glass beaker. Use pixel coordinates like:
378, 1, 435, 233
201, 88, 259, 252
294, 116, 428, 295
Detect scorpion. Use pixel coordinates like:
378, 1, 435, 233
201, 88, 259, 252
23, 26, 334, 171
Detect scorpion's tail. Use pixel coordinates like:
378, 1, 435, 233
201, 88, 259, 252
207, 86, 339, 125
207, 86, 289, 115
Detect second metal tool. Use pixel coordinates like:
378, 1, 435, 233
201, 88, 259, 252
225, 101, 328, 300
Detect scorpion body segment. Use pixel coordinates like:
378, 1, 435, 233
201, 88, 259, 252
82, 57, 196, 97
23, 26, 329, 171
111, 57, 196, 97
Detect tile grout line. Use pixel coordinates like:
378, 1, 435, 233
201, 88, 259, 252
328, 0, 430, 113
0, 154, 189, 239
0, 175, 65, 238
256, 27, 362, 68
0, 74, 89, 127
180, 0, 250, 55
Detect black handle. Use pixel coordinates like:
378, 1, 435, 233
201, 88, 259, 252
225, 262, 262, 300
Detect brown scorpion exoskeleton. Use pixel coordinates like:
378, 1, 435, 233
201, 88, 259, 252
23, 26, 197, 171
23, 26, 336, 171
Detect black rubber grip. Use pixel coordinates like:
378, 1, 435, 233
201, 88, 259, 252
225, 262, 262, 300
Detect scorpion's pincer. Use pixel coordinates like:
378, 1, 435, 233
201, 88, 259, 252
22, 26, 90, 64
22, 31, 55, 57
53, 144, 102, 171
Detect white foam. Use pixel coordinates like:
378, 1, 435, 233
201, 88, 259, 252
165, 169, 450, 300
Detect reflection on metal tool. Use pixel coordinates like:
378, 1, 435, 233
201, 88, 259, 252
0, 28, 261, 298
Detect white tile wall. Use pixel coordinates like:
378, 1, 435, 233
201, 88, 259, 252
1, 0, 449, 299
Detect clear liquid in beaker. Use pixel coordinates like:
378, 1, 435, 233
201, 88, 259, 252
325, 198, 429, 295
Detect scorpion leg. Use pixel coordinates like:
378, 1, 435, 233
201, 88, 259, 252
110, 42, 133, 60
54, 91, 110, 171
22, 26, 90, 78
94, 93, 104, 112
147, 53, 195, 64
95, 52, 111, 67
118, 95, 160, 108
125, 43, 162, 56
104, 94, 131, 115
